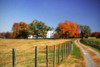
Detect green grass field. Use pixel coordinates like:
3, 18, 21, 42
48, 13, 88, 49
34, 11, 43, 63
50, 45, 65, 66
80, 38, 100, 51
71, 43, 82, 59
85, 38, 100, 42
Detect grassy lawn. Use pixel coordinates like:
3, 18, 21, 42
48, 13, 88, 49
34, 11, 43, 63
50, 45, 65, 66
0, 39, 71, 67
80, 38, 100, 51
71, 43, 82, 59
84, 38, 100, 43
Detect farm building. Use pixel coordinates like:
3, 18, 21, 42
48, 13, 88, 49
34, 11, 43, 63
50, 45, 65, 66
28, 31, 54, 39
28, 35, 33, 39
46, 31, 54, 38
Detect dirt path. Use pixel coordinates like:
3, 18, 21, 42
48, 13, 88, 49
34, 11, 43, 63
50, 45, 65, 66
75, 39, 97, 67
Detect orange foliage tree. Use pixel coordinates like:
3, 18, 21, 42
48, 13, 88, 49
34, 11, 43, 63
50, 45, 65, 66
56, 20, 80, 38
12, 22, 28, 38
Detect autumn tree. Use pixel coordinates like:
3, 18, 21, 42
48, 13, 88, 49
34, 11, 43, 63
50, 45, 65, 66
80, 25, 91, 38
0, 32, 6, 38
5, 32, 13, 38
0, 32, 13, 38
12, 22, 28, 38
56, 20, 80, 38
28, 19, 52, 38
91, 32, 100, 38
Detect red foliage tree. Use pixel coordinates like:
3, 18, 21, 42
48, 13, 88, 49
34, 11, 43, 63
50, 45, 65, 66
12, 22, 28, 38
0, 32, 13, 38
56, 20, 80, 38
0, 32, 6, 38
91, 32, 100, 38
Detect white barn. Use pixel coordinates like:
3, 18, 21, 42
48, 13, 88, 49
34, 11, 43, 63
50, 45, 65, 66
28, 35, 33, 39
28, 31, 54, 39
46, 31, 54, 38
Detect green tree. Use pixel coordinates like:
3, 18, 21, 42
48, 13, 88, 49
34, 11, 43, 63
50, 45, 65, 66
80, 25, 91, 38
5, 32, 10, 38
28, 19, 52, 38
55, 26, 62, 38
28, 21, 36, 35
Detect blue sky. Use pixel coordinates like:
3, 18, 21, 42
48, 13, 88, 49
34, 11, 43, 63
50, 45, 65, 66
0, 0, 100, 32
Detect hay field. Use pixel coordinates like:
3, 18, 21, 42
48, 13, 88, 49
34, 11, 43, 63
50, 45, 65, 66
0, 39, 70, 67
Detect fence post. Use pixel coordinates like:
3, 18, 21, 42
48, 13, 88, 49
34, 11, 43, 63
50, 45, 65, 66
67, 44, 69, 55
12, 48, 16, 67
69, 44, 70, 54
53, 45, 56, 67
70, 44, 72, 52
69, 44, 71, 54
71, 43, 73, 51
66, 44, 67, 57
46, 45, 49, 67
62, 44, 63, 61
64, 44, 65, 57
58, 45, 60, 64
70, 43, 71, 53
35, 46, 38, 67
63, 44, 65, 57
65, 44, 66, 57
71, 40, 73, 51
70, 43, 72, 53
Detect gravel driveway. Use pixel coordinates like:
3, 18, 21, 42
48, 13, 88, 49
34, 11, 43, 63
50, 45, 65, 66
75, 40, 97, 67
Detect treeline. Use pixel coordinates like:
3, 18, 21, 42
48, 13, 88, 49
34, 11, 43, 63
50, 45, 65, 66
1, 31, 99, 39
0, 20, 100, 39
0, 32, 12, 38
54, 21, 100, 38
0, 19, 52, 39
91, 32, 100, 38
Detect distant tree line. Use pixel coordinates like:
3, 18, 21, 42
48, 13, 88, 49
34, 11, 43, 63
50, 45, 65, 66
0, 32, 12, 38
91, 32, 100, 38
54, 20, 100, 38
0, 19, 52, 39
12, 19, 52, 39
0, 20, 100, 39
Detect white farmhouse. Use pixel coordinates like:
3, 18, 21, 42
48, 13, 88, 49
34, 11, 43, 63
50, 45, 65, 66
46, 31, 54, 38
28, 35, 33, 39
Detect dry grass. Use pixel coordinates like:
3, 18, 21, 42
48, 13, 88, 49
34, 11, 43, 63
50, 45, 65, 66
0, 39, 70, 67
0, 39, 70, 53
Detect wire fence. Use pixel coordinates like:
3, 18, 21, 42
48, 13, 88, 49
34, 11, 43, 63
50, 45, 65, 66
0, 40, 73, 67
